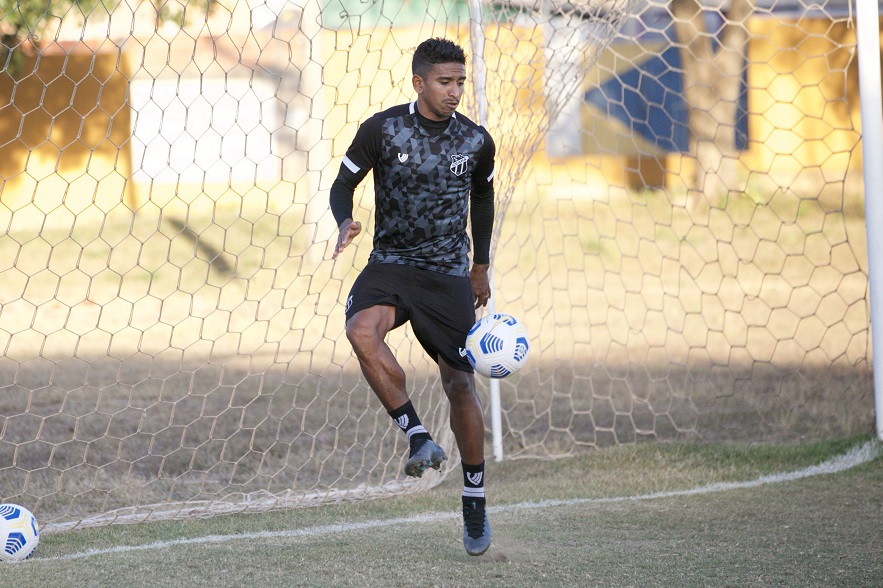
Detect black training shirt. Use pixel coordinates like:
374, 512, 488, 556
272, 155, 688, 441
330, 101, 495, 277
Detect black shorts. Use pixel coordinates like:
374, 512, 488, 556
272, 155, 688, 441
345, 262, 476, 372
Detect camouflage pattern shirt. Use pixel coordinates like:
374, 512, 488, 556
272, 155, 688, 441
330, 101, 496, 277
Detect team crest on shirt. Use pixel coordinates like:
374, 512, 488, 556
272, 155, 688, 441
449, 153, 469, 176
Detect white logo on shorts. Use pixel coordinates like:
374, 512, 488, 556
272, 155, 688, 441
345, 295, 353, 313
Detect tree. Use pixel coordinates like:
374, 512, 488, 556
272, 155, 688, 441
671, 0, 754, 205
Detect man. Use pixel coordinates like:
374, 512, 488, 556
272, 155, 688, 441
329, 37, 496, 556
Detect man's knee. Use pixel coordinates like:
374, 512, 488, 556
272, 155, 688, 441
346, 317, 376, 351
346, 307, 394, 352
441, 369, 477, 402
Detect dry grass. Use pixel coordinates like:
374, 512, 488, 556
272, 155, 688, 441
0, 183, 874, 526
3, 438, 881, 588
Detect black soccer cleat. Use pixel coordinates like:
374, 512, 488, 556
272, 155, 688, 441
403, 439, 447, 478
462, 498, 491, 556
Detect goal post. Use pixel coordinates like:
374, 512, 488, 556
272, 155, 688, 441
854, 0, 883, 440
468, 0, 508, 462
0, 0, 877, 531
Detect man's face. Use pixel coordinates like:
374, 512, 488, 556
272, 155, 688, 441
413, 62, 466, 121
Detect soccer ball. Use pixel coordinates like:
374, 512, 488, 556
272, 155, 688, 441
0, 504, 40, 562
464, 313, 530, 378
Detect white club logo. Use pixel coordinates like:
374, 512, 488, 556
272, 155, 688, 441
466, 471, 483, 486
449, 153, 468, 176
395, 415, 409, 429
398, 152, 408, 163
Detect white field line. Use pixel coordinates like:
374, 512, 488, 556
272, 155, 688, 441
40, 440, 880, 563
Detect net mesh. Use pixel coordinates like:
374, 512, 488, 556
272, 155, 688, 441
0, 0, 872, 530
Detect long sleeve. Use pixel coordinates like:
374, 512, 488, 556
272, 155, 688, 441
329, 116, 381, 226
470, 130, 496, 265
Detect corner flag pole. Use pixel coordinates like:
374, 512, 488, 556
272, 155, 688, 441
470, 0, 504, 462
854, 0, 883, 440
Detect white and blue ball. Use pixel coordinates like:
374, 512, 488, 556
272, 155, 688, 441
0, 504, 40, 563
464, 313, 530, 378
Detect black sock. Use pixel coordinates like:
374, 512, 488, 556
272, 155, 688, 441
388, 400, 431, 446
462, 460, 486, 501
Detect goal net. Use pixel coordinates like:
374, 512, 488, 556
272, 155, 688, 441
0, 0, 873, 531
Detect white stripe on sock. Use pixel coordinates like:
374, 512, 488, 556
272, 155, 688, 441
405, 425, 428, 440
462, 486, 485, 498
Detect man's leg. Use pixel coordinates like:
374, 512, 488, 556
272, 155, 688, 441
346, 305, 406, 410
346, 305, 446, 476
438, 357, 491, 556
437, 357, 484, 463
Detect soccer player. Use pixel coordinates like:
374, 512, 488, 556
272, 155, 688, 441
329, 37, 496, 556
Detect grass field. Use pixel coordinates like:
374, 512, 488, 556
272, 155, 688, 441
0, 183, 875, 527
2, 436, 880, 587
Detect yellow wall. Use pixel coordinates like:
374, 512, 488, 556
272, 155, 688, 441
0, 17, 875, 219
740, 17, 862, 186
0, 45, 134, 216
575, 17, 869, 195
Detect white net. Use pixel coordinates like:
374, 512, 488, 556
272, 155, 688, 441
0, 0, 873, 530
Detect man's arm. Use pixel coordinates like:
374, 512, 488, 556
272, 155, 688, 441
470, 263, 490, 309
329, 172, 365, 260
470, 130, 496, 308
333, 217, 362, 260
470, 183, 493, 308
329, 116, 380, 259
470, 129, 496, 266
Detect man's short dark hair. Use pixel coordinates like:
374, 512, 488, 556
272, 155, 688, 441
412, 38, 467, 78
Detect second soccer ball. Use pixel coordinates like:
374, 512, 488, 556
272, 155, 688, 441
463, 313, 530, 378
0, 504, 40, 563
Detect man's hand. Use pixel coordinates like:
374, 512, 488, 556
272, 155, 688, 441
332, 218, 362, 260
470, 263, 491, 309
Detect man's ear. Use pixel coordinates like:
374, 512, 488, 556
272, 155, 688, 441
412, 74, 424, 94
